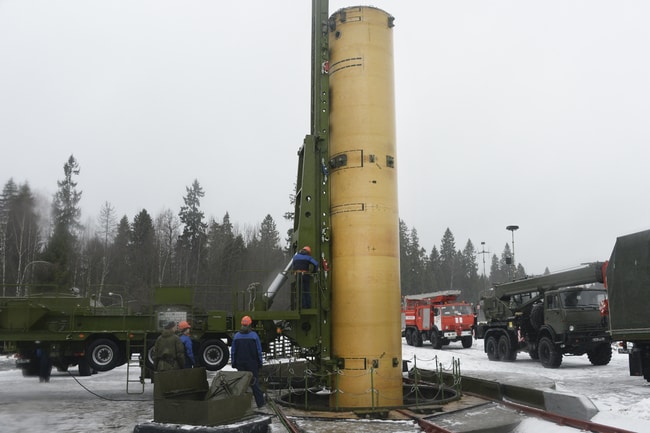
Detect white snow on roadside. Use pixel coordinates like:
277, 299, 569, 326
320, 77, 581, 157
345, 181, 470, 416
1, 338, 649, 433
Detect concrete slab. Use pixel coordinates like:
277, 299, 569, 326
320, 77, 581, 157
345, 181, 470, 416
133, 415, 272, 433
543, 389, 599, 421
429, 402, 524, 433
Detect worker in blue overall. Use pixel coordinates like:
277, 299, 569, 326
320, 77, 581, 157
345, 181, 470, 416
231, 316, 265, 408
292, 245, 319, 308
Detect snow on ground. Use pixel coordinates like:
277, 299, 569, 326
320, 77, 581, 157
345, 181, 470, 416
403, 338, 650, 432
0, 339, 648, 433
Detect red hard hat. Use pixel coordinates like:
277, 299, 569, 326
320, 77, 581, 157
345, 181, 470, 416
303, 246, 312, 255
178, 321, 191, 330
241, 316, 252, 326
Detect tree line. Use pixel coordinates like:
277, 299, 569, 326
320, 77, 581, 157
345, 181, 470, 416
399, 223, 527, 304
1, 155, 529, 309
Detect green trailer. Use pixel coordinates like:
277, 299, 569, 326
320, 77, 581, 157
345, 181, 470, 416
606, 229, 650, 381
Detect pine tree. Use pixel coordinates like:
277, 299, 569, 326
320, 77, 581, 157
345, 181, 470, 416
45, 155, 82, 289
108, 215, 131, 289
439, 228, 457, 289
459, 239, 480, 302
178, 179, 207, 285
131, 209, 156, 301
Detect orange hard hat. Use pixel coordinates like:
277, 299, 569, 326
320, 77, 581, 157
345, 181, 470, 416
241, 316, 252, 326
178, 320, 191, 330
302, 246, 312, 255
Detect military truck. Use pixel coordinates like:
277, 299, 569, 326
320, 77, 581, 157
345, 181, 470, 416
1, 286, 233, 377
476, 262, 611, 368
606, 229, 650, 381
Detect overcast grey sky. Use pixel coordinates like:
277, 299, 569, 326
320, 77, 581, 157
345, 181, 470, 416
1, 1, 648, 276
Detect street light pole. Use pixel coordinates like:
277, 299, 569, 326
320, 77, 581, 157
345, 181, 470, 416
478, 241, 490, 289
506, 225, 519, 279
108, 292, 123, 307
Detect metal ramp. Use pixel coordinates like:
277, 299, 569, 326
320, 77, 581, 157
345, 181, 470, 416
125, 332, 147, 394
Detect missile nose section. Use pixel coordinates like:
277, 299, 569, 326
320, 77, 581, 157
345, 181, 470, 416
328, 6, 402, 409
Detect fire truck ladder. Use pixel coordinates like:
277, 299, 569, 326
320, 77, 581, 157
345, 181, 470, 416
125, 331, 147, 394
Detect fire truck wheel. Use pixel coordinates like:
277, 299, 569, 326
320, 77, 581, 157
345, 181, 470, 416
430, 331, 443, 350
413, 332, 423, 347
198, 339, 229, 371
486, 336, 499, 361
461, 336, 473, 349
405, 329, 414, 346
86, 338, 120, 372
538, 337, 562, 368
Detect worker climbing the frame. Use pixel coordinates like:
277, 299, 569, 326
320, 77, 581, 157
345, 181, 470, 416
292, 245, 319, 308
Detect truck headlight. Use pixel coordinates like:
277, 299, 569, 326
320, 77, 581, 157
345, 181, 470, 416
569, 325, 575, 332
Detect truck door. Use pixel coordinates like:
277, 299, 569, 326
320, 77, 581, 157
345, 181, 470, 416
433, 307, 441, 330
546, 294, 561, 330
421, 307, 431, 330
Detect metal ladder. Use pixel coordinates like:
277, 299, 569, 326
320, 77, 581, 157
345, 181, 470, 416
125, 332, 147, 394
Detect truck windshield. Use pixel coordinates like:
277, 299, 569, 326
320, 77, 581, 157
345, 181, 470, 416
561, 290, 605, 309
442, 305, 473, 315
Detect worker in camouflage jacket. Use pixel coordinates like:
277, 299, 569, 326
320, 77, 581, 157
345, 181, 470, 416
153, 321, 186, 371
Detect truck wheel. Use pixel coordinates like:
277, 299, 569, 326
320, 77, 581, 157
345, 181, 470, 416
405, 329, 414, 346
86, 338, 120, 372
78, 357, 92, 376
462, 336, 473, 349
587, 343, 612, 366
538, 337, 562, 368
430, 331, 443, 350
530, 304, 544, 330
198, 339, 229, 371
498, 335, 517, 361
414, 332, 423, 347
145, 340, 156, 370
486, 336, 499, 361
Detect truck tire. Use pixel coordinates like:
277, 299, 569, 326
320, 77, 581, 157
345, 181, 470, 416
587, 343, 612, 366
430, 330, 443, 350
145, 340, 156, 370
462, 336, 473, 349
486, 336, 499, 361
414, 331, 423, 347
198, 338, 229, 371
530, 304, 544, 330
498, 335, 517, 361
86, 338, 120, 372
538, 337, 562, 368
405, 329, 414, 346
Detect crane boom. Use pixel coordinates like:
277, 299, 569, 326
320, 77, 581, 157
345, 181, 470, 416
490, 262, 606, 299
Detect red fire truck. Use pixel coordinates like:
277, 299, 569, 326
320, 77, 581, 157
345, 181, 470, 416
402, 290, 475, 349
